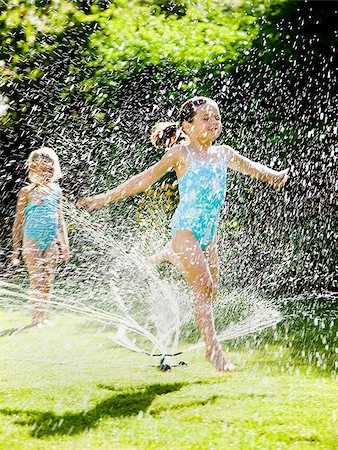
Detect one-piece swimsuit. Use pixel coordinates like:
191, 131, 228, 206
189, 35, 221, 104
23, 186, 59, 252
171, 146, 227, 249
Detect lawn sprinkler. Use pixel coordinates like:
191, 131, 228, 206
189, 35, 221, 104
147, 352, 188, 371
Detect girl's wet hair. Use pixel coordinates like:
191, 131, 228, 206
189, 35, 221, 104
28, 147, 62, 181
151, 96, 214, 148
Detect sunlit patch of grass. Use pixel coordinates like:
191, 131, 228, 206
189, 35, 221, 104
0, 309, 336, 449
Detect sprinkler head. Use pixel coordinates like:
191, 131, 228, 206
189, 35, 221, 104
148, 353, 187, 370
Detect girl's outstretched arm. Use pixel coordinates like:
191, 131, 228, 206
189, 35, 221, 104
12, 188, 27, 265
77, 146, 181, 210
223, 145, 290, 190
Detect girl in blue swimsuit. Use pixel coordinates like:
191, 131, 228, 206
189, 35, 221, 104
78, 97, 289, 371
12, 147, 70, 326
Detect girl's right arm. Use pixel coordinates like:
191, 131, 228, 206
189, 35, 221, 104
12, 188, 28, 264
77, 146, 182, 210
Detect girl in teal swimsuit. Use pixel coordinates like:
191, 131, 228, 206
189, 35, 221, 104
170, 143, 227, 250
78, 97, 289, 371
12, 147, 70, 326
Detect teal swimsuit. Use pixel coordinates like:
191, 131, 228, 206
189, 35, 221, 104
23, 187, 59, 252
171, 147, 227, 249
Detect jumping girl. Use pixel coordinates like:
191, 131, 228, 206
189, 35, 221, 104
77, 97, 289, 371
12, 147, 70, 326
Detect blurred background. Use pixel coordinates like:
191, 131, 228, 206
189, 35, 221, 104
0, 0, 336, 296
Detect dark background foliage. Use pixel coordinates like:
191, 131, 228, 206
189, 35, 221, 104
1, 0, 336, 295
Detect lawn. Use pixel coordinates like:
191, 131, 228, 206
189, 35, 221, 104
0, 309, 336, 449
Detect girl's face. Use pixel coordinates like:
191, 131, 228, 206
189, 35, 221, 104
186, 102, 222, 143
29, 159, 55, 184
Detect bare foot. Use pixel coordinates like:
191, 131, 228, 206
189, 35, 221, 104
147, 242, 172, 265
147, 242, 185, 273
223, 362, 236, 371
206, 345, 236, 372
147, 252, 163, 265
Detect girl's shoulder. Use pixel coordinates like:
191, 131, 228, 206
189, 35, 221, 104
50, 182, 61, 193
17, 184, 35, 204
161, 142, 190, 167
215, 144, 235, 162
168, 142, 190, 163
20, 184, 35, 196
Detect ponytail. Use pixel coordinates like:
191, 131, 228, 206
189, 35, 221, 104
150, 122, 182, 148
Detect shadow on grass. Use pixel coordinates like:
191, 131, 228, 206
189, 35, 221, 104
0, 382, 185, 438
149, 393, 229, 417
0, 324, 35, 337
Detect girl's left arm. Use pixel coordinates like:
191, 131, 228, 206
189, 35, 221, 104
223, 145, 290, 189
57, 191, 70, 261
11, 188, 27, 265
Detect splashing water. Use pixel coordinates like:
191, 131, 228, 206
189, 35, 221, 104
0, 199, 282, 360
0, 0, 335, 383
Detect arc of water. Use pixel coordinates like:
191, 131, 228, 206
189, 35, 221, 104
0, 280, 166, 352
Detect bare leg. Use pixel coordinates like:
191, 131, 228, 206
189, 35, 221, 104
23, 238, 44, 325
149, 237, 220, 296
147, 241, 185, 273
203, 237, 219, 301
171, 230, 235, 371
23, 238, 58, 325
39, 241, 58, 323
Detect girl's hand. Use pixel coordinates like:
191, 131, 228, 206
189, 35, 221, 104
60, 245, 70, 262
272, 168, 290, 191
11, 251, 20, 266
76, 197, 104, 210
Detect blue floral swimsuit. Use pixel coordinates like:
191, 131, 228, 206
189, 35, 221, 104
171, 146, 227, 249
23, 187, 59, 252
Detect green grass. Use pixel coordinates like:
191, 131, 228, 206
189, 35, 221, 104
0, 309, 337, 449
